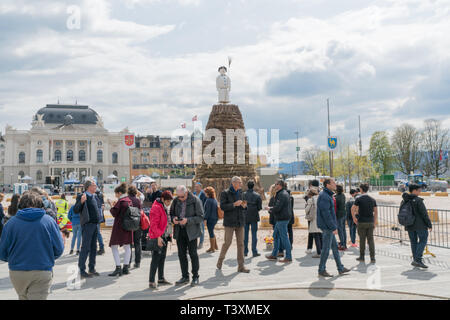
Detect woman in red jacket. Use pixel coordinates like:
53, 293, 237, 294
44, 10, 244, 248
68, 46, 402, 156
107, 183, 133, 277
148, 190, 173, 289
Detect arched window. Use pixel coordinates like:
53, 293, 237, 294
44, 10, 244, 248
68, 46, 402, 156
97, 150, 103, 163
18, 152, 25, 164
79, 150, 86, 161
112, 152, 118, 164
67, 150, 73, 161
36, 170, 43, 181
54, 150, 62, 162
18, 171, 25, 178
36, 150, 43, 163
113, 170, 118, 177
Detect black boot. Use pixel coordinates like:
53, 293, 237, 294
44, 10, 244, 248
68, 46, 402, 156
108, 266, 122, 277
122, 264, 130, 275
69, 249, 74, 255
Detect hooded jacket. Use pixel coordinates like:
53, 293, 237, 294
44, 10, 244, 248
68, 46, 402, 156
400, 193, 432, 232
0, 208, 64, 271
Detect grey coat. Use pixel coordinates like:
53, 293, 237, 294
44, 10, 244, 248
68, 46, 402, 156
170, 192, 204, 241
305, 195, 322, 234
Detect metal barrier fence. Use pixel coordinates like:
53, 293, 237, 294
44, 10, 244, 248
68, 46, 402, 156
375, 205, 450, 249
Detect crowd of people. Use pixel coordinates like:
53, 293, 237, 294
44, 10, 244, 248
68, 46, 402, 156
0, 176, 433, 299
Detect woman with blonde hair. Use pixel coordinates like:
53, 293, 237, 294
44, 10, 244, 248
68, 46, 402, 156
204, 187, 219, 253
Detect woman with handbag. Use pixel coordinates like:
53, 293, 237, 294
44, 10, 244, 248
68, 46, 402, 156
107, 183, 133, 277
148, 190, 174, 289
204, 187, 220, 253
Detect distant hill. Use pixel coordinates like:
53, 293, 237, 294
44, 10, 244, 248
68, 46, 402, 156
277, 161, 308, 175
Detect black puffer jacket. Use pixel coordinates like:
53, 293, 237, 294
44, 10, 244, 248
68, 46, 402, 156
400, 193, 432, 232
270, 188, 292, 222
243, 188, 262, 223
220, 187, 246, 228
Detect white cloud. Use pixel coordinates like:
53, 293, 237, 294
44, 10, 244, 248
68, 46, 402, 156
0, 0, 449, 158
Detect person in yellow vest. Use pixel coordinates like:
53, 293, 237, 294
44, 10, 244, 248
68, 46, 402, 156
56, 194, 72, 246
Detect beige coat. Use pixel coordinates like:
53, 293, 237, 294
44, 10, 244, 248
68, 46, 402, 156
305, 195, 321, 233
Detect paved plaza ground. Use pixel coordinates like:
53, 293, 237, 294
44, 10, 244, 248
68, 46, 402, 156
0, 234, 449, 300
0, 193, 449, 300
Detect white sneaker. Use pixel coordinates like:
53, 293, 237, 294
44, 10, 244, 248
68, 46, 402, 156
305, 249, 312, 254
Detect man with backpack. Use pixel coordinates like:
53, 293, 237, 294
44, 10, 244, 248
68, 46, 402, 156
400, 183, 433, 269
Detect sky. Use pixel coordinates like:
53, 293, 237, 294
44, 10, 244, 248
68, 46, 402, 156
1, 0, 450, 163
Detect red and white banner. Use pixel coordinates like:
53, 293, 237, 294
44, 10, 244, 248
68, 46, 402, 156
124, 134, 135, 148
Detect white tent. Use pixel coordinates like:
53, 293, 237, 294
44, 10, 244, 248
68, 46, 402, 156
134, 176, 155, 183
19, 176, 33, 181
107, 174, 118, 180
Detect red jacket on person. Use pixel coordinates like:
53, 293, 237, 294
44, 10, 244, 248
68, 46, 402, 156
149, 200, 168, 239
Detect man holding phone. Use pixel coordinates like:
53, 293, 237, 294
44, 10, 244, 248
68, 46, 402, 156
170, 185, 204, 287
216, 176, 250, 273
73, 178, 102, 279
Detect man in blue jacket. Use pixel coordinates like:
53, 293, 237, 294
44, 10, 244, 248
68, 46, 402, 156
316, 178, 351, 277
0, 191, 64, 300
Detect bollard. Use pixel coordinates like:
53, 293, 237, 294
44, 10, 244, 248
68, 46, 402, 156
427, 210, 439, 222
435, 192, 448, 197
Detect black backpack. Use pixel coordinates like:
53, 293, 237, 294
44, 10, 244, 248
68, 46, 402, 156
398, 201, 416, 227
122, 206, 141, 231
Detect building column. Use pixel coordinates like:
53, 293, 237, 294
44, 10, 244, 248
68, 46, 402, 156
49, 139, 53, 163
75, 139, 78, 163
62, 139, 66, 164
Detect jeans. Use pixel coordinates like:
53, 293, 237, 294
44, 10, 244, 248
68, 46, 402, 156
130, 229, 142, 264
408, 230, 428, 262
149, 242, 168, 282
347, 218, 357, 244
176, 228, 199, 279
199, 221, 205, 245
71, 224, 82, 251
271, 220, 292, 260
337, 217, 347, 247
318, 229, 344, 273
357, 222, 375, 259
97, 224, 104, 250
244, 222, 258, 255
206, 219, 217, 238
78, 223, 98, 273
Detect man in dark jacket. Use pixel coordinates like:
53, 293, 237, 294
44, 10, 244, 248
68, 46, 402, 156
345, 189, 359, 247
243, 180, 262, 257
73, 179, 102, 279
317, 178, 351, 277
265, 180, 293, 263
95, 189, 105, 255
217, 176, 250, 273
335, 185, 347, 250
401, 183, 433, 269
170, 185, 204, 286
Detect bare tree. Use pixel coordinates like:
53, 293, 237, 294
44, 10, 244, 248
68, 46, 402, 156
391, 124, 422, 175
302, 147, 329, 176
421, 119, 449, 178
302, 148, 320, 176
